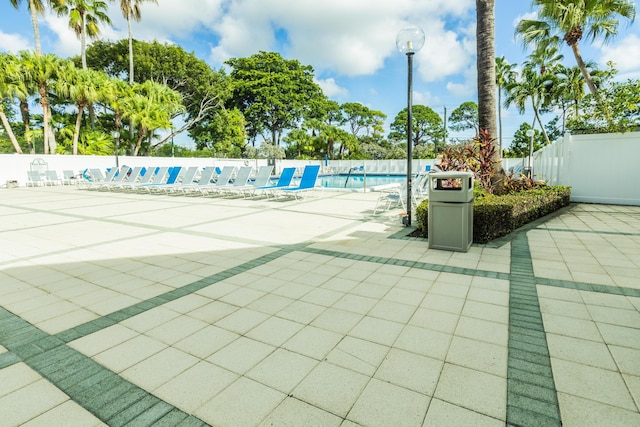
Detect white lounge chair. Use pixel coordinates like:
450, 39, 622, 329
119, 166, 156, 191
227, 165, 274, 198
162, 166, 199, 193
45, 170, 63, 185
199, 166, 236, 195
216, 166, 254, 196
26, 170, 46, 187
179, 166, 217, 194
137, 167, 170, 192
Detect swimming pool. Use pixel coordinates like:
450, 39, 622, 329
317, 174, 405, 189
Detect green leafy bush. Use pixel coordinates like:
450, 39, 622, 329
415, 185, 571, 243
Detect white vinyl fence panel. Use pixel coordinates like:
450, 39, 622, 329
535, 132, 640, 205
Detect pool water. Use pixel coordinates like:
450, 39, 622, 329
318, 174, 405, 189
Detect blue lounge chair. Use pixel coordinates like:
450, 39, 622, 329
276, 164, 321, 200
251, 167, 295, 198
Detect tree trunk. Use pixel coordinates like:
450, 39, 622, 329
133, 126, 145, 156
476, 0, 505, 193
39, 82, 49, 154
73, 103, 85, 155
532, 102, 551, 145
20, 100, 33, 154
28, 0, 42, 56
571, 42, 597, 95
497, 85, 502, 155
476, 0, 497, 138
0, 110, 22, 154
128, 14, 135, 141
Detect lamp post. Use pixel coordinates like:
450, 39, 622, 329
396, 25, 425, 227
525, 128, 534, 178
112, 130, 120, 168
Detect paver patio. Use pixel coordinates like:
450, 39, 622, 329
0, 186, 639, 426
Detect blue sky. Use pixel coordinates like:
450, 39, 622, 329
1, 0, 639, 149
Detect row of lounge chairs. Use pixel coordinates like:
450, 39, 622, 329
77, 164, 321, 200
26, 170, 79, 186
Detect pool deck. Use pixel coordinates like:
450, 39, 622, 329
0, 185, 639, 426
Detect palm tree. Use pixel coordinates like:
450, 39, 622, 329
121, 80, 182, 155
118, 0, 157, 85
9, 0, 66, 56
56, 63, 103, 154
495, 56, 516, 154
505, 66, 554, 145
553, 64, 588, 131
0, 53, 26, 153
476, 0, 505, 190
55, 0, 111, 70
516, 0, 636, 95
20, 51, 65, 154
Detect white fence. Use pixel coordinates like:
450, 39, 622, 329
3, 132, 638, 206
0, 155, 523, 188
535, 131, 640, 205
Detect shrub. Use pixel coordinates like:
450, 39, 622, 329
415, 185, 571, 243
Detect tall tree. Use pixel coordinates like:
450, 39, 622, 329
389, 105, 445, 151
55, 63, 103, 154
56, 0, 111, 70
449, 101, 479, 135
20, 51, 66, 154
476, 0, 497, 138
0, 53, 26, 153
476, 0, 504, 190
227, 51, 324, 146
505, 66, 554, 144
118, 0, 157, 85
10, 0, 48, 56
552, 64, 588, 131
495, 56, 517, 153
121, 80, 183, 155
516, 0, 636, 95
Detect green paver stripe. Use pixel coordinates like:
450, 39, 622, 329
301, 246, 511, 281
540, 227, 640, 237
507, 235, 562, 426
537, 277, 640, 298
0, 306, 210, 427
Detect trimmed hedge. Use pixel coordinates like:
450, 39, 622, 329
415, 185, 571, 243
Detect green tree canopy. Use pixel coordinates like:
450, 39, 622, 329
389, 104, 445, 151
449, 101, 479, 134
226, 51, 325, 146
84, 39, 230, 142
516, 0, 636, 95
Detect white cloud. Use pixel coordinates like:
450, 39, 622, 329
415, 20, 474, 83
414, 90, 442, 107
315, 77, 349, 99
598, 34, 640, 73
0, 31, 32, 53
200, 0, 474, 75
513, 11, 537, 28
445, 65, 476, 98
41, 12, 80, 58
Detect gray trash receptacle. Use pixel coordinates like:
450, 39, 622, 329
428, 171, 473, 252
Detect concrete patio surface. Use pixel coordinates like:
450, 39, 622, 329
0, 185, 639, 426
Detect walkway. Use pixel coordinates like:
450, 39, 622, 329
0, 186, 638, 426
